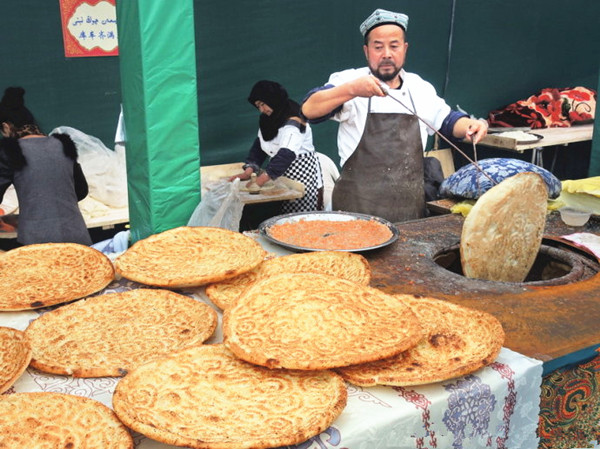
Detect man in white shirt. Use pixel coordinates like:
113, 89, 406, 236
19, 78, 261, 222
302, 8, 487, 222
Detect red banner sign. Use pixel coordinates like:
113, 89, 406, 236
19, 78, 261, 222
59, 0, 118, 57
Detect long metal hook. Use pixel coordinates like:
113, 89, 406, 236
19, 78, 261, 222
378, 83, 497, 186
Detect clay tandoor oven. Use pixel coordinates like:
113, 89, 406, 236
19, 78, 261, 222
366, 212, 600, 371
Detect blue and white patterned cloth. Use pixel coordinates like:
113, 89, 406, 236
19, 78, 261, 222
439, 158, 562, 200
91, 230, 130, 255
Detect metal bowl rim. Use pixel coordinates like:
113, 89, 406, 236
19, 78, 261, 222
258, 211, 400, 252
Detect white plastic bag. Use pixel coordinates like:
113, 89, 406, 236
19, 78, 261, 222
51, 126, 128, 208
187, 178, 244, 231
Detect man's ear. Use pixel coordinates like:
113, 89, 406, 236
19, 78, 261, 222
363, 44, 368, 61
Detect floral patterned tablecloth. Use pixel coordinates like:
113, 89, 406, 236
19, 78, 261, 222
538, 351, 600, 449
0, 273, 543, 449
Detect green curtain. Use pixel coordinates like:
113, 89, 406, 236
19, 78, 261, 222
116, 0, 201, 242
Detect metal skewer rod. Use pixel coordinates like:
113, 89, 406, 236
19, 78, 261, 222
472, 138, 481, 194
378, 84, 497, 186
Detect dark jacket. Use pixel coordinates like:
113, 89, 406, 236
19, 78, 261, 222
0, 134, 91, 245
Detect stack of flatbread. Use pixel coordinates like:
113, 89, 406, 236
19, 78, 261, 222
460, 172, 548, 282
25, 289, 218, 377
336, 295, 505, 386
0, 243, 114, 310
0, 327, 31, 394
222, 272, 504, 379
206, 250, 371, 309
115, 226, 266, 287
0, 221, 508, 448
0, 392, 133, 448
109, 245, 504, 448
223, 272, 423, 370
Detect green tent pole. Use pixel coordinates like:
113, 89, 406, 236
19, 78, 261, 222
116, 0, 201, 243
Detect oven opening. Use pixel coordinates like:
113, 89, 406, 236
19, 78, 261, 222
433, 239, 600, 286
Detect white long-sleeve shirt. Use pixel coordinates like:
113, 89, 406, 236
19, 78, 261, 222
324, 67, 451, 166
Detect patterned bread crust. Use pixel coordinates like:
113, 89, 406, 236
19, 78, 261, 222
205, 266, 262, 310
0, 327, 32, 394
336, 295, 505, 386
206, 251, 371, 310
112, 344, 347, 449
115, 226, 266, 288
460, 172, 548, 282
0, 392, 133, 448
25, 289, 217, 377
0, 243, 114, 310
223, 273, 422, 370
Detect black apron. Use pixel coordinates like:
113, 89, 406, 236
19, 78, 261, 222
331, 101, 425, 223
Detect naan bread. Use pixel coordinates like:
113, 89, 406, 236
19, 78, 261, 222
0, 392, 133, 448
223, 273, 422, 370
336, 296, 505, 386
0, 243, 114, 311
0, 327, 31, 394
206, 251, 371, 310
460, 172, 548, 282
25, 289, 217, 377
115, 226, 266, 288
113, 344, 347, 449
494, 130, 540, 142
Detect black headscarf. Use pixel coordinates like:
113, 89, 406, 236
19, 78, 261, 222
247, 80, 301, 141
0, 87, 35, 128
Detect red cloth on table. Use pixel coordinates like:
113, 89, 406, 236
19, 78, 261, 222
488, 86, 596, 129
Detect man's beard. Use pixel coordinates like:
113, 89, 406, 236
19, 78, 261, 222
371, 62, 401, 82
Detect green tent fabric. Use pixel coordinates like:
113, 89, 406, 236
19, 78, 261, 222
116, 0, 201, 243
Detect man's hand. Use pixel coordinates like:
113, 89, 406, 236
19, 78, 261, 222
466, 119, 489, 144
453, 117, 488, 144
302, 76, 387, 120
346, 75, 388, 98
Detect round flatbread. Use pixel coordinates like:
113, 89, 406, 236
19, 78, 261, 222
113, 344, 347, 449
0, 243, 114, 311
206, 251, 371, 310
336, 295, 505, 386
0, 327, 32, 394
460, 172, 548, 282
114, 226, 266, 288
223, 273, 422, 370
0, 392, 133, 448
25, 289, 217, 377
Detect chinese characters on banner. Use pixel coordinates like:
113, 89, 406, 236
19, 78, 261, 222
59, 0, 118, 57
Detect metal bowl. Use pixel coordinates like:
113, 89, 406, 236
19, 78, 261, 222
258, 211, 399, 253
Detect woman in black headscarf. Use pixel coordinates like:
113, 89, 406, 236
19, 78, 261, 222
230, 81, 323, 222
0, 86, 91, 246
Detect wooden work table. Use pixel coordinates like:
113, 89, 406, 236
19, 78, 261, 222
0, 164, 304, 240
364, 212, 600, 374
478, 123, 593, 152
201, 162, 304, 204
